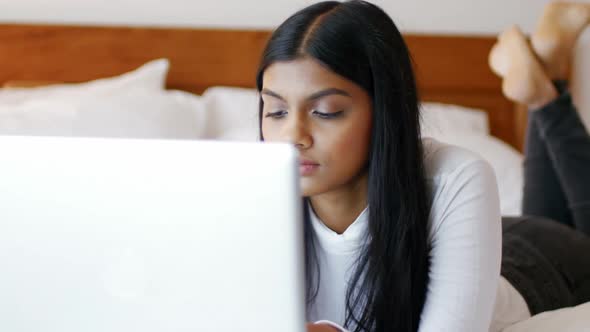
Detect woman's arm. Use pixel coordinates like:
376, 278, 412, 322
418, 158, 502, 332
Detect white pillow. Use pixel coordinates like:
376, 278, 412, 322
0, 100, 78, 136
430, 133, 523, 216
420, 102, 490, 136
502, 302, 590, 332
71, 90, 205, 139
0, 59, 169, 105
201, 86, 259, 141
0, 89, 206, 139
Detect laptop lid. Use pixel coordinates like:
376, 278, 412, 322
0, 136, 305, 332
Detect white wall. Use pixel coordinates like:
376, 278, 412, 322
1, 0, 588, 125
0, 0, 555, 33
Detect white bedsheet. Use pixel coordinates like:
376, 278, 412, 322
502, 302, 590, 332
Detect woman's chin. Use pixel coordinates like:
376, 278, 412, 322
300, 179, 322, 198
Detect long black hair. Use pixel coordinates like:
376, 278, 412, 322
256, 1, 431, 331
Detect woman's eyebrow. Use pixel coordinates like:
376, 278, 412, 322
261, 88, 352, 102
261, 89, 286, 101
307, 88, 352, 101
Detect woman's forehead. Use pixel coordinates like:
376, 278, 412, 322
262, 58, 362, 101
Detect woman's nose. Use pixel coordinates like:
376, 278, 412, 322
282, 115, 312, 149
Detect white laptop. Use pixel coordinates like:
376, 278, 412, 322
0, 136, 305, 332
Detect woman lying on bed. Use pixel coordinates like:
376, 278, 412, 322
256, 1, 590, 331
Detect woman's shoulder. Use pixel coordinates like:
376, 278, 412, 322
422, 137, 493, 181
421, 137, 501, 243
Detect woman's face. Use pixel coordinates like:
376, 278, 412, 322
261, 57, 373, 197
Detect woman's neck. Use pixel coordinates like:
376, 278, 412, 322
309, 172, 368, 234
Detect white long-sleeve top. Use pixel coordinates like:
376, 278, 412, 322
308, 139, 530, 332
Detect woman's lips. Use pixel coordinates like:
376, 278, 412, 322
299, 159, 319, 176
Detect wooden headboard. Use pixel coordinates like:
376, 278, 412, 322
0, 24, 524, 149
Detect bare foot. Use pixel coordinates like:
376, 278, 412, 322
531, 1, 590, 80
489, 26, 558, 109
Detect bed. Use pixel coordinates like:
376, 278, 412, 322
0, 23, 525, 148
1, 23, 586, 331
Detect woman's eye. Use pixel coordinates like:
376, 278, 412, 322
265, 110, 288, 119
312, 110, 344, 119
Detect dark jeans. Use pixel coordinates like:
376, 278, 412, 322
501, 83, 590, 315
